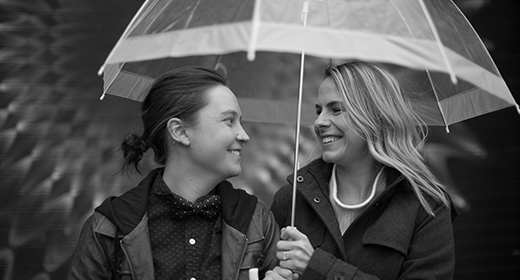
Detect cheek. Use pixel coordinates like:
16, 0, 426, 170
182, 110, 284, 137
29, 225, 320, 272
313, 126, 320, 138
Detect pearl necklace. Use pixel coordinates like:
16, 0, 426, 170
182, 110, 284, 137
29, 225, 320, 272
331, 165, 385, 209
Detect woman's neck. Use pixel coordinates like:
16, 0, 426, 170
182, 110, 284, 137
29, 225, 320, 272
161, 162, 219, 203
334, 161, 383, 205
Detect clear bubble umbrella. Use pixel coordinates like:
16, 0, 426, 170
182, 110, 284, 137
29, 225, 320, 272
98, 0, 519, 227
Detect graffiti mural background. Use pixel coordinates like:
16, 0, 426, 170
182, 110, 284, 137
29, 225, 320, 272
0, 0, 518, 279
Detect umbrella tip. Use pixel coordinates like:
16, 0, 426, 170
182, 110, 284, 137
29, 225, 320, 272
100, 92, 106, 100
516, 104, 520, 115
449, 73, 458, 85
445, 126, 450, 133
97, 65, 105, 76
247, 51, 256, 61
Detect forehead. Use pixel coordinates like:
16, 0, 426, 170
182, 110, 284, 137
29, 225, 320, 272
201, 85, 241, 115
317, 77, 342, 103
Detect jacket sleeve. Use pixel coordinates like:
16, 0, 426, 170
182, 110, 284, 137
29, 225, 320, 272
67, 213, 114, 280
302, 248, 379, 280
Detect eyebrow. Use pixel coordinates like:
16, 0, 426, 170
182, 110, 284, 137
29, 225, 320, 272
315, 100, 344, 109
220, 109, 241, 119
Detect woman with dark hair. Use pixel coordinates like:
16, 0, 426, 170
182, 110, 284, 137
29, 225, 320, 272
270, 61, 458, 280
68, 66, 280, 280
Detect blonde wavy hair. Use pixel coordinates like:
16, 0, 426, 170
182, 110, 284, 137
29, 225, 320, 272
326, 61, 449, 216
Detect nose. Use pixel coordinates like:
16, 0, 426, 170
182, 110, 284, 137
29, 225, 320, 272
237, 124, 250, 143
314, 112, 330, 131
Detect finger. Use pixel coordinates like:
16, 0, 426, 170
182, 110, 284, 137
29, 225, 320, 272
277, 238, 308, 252
265, 269, 291, 280
264, 270, 277, 280
283, 226, 307, 241
273, 266, 294, 279
276, 250, 291, 262
276, 250, 283, 261
280, 227, 288, 240
276, 240, 288, 252
277, 251, 299, 272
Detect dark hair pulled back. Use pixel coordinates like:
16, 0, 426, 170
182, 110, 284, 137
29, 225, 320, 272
120, 66, 227, 173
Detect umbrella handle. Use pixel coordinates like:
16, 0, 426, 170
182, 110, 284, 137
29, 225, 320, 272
249, 268, 259, 280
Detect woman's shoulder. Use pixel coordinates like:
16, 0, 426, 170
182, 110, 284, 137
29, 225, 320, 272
78, 211, 118, 238
390, 180, 457, 221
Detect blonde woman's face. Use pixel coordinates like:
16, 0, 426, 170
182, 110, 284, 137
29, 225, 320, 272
314, 77, 369, 167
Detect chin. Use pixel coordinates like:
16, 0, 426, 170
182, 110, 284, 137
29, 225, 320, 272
321, 153, 339, 164
226, 167, 242, 178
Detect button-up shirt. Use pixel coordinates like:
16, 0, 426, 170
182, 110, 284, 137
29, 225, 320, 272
147, 175, 222, 280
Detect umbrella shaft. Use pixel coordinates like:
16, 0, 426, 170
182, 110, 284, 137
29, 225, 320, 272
291, 0, 310, 227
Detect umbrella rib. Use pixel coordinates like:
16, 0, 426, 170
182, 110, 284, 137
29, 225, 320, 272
427, 70, 450, 132
215, 0, 253, 68
100, 61, 129, 100
247, 0, 262, 61
98, 0, 155, 76
419, 0, 457, 84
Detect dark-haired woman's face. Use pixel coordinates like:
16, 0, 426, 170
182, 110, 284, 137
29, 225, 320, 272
184, 85, 250, 181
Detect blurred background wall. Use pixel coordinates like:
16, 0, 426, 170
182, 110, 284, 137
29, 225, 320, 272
0, 0, 518, 279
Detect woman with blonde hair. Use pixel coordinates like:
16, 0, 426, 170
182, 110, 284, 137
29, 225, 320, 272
270, 61, 458, 279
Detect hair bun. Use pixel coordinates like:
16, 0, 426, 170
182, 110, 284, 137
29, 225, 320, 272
121, 133, 148, 162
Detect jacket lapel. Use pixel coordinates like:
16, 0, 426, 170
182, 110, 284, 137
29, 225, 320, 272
121, 215, 154, 280
221, 222, 247, 280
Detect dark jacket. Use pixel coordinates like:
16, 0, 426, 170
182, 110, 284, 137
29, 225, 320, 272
68, 168, 279, 280
271, 158, 457, 280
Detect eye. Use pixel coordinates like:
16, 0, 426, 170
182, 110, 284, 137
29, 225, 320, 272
315, 108, 322, 116
223, 118, 235, 126
331, 105, 346, 115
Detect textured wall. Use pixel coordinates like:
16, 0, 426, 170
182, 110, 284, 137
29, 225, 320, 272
0, 0, 518, 279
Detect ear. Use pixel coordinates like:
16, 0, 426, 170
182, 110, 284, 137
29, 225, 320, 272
167, 118, 190, 146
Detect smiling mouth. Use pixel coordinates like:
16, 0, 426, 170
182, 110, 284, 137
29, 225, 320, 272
322, 136, 341, 144
228, 150, 241, 157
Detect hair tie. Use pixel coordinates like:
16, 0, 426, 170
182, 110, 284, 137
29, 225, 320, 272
139, 139, 147, 151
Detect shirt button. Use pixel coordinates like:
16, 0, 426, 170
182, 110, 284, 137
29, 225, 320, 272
189, 238, 196, 245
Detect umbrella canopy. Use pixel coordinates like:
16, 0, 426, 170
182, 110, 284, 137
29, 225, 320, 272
99, 0, 518, 128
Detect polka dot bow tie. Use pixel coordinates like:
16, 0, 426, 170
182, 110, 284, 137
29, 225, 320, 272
168, 195, 221, 220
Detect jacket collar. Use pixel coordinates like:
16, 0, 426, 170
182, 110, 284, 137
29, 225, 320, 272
96, 168, 257, 235
288, 158, 406, 204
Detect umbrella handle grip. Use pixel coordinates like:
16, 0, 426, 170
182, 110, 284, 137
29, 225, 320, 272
249, 268, 259, 280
